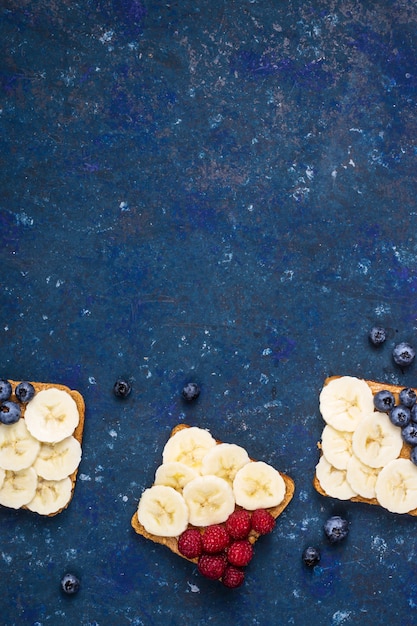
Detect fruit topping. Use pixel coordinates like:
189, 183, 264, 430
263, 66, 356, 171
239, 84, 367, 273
182, 382, 200, 402
113, 378, 132, 398
400, 387, 417, 408
178, 528, 203, 559
0, 400, 21, 425
393, 342, 415, 367
251, 508, 276, 535
60, 573, 80, 595
302, 546, 321, 567
233, 461, 285, 510
197, 553, 227, 580
368, 326, 386, 346
222, 565, 245, 588
373, 390, 395, 412
15, 381, 35, 403
201, 524, 230, 554
389, 405, 411, 428
225, 509, 251, 540
227, 540, 253, 567
0, 380, 12, 402
324, 515, 349, 543
401, 423, 417, 446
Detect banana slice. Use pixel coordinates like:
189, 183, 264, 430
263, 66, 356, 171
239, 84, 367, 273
137, 485, 189, 537
26, 476, 73, 515
320, 425, 353, 470
0, 419, 40, 471
375, 458, 417, 514
315, 455, 358, 500
352, 412, 403, 469
346, 454, 380, 500
24, 388, 79, 443
32, 436, 82, 481
233, 461, 286, 510
154, 462, 197, 491
0, 467, 37, 509
201, 443, 250, 485
162, 426, 217, 473
319, 376, 374, 432
182, 475, 235, 526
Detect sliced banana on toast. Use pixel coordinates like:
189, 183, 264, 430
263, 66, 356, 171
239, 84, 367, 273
315, 375, 417, 515
132, 423, 295, 561
0, 379, 85, 516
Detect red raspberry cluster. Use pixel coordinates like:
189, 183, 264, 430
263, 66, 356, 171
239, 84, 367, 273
177, 508, 276, 588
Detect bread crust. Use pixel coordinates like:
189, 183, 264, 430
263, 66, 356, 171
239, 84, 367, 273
313, 376, 417, 514
131, 423, 295, 562
7, 380, 85, 517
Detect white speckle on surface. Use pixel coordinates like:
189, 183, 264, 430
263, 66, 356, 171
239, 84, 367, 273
81, 309, 91, 316
306, 165, 314, 180
16, 211, 34, 226
95, 475, 104, 483
2, 552, 12, 565
187, 581, 200, 593
55, 279, 64, 287
259, 373, 269, 384
332, 611, 351, 625
262, 348, 272, 356
280, 269, 294, 282
79, 474, 92, 481
331, 168, 337, 179
42, 314, 48, 320
119, 201, 129, 211
109, 429, 117, 438
88, 376, 97, 385
375, 304, 391, 316
99, 29, 114, 44
371, 536, 387, 562
4, 325, 9, 331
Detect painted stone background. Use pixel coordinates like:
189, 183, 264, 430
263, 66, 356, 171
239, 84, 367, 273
1, 1, 417, 624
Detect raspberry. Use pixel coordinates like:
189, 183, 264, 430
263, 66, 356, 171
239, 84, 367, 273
178, 529, 203, 559
222, 565, 245, 588
226, 510, 251, 540
201, 525, 229, 554
198, 554, 227, 580
251, 509, 275, 535
227, 540, 253, 567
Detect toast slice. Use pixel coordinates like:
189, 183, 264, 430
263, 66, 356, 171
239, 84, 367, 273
1, 380, 85, 516
131, 423, 295, 563
314, 376, 417, 514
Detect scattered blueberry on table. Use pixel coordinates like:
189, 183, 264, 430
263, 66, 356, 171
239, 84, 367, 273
113, 379, 132, 399
60, 573, 80, 595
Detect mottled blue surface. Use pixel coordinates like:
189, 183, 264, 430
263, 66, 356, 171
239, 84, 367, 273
1, 1, 417, 624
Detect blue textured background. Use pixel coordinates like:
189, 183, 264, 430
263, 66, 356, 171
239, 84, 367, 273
1, 1, 417, 624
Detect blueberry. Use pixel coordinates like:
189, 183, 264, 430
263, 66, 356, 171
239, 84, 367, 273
0, 380, 12, 402
0, 401, 21, 425
182, 382, 200, 402
15, 381, 35, 404
373, 390, 396, 412
60, 573, 80, 595
302, 546, 321, 567
393, 342, 416, 367
400, 387, 417, 408
368, 326, 386, 346
411, 404, 417, 423
324, 516, 349, 544
389, 405, 411, 428
401, 423, 417, 446
411, 447, 417, 466
113, 379, 131, 398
